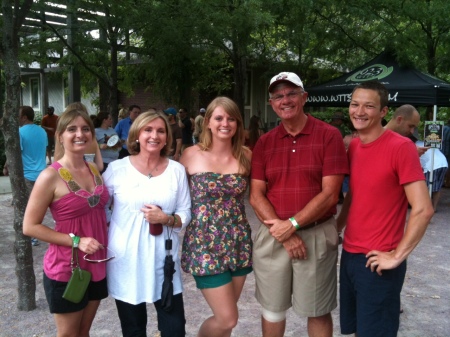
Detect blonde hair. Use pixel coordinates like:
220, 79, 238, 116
65, 102, 89, 114
118, 108, 128, 120
199, 97, 250, 175
56, 109, 95, 140
127, 111, 173, 157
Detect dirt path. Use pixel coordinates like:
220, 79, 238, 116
0, 192, 449, 337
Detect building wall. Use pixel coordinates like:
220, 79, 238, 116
21, 73, 98, 117
20, 68, 278, 130
119, 86, 169, 112
248, 68, 279, 131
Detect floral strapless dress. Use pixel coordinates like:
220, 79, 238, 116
181, 173, 252, 276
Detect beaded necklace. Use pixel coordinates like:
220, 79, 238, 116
58, 162, 104, 207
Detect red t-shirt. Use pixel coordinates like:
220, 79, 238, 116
41, 114, 59, 138
344, 130, 425, 254
251, 115, 349, 219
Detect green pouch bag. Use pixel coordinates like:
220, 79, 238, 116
62, 245, 92, 303
62, 267, 91, 303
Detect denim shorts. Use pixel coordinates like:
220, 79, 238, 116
339, 250, 406, 337
193, 267, 253, 289
43, 272, 108, 314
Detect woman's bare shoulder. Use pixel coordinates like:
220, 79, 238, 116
32, 166, 60, 196
180, 145, 208, 174
180, 145, 202, 162
243, 146, 252, 161
38, 165, 59, 181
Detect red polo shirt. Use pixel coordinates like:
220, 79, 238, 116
251, 115, 349, 219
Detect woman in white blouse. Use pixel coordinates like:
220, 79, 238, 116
103, 111, 191, 337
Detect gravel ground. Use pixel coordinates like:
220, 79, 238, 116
0, 190, 449, 337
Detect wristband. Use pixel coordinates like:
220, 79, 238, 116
173, 214, 178, 227
289, 217, 301, 231
164, 215, 173, 226
69, 233, 80, 248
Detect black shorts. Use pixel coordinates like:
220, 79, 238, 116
43, 272, 108, 314
47, 136, 55, 150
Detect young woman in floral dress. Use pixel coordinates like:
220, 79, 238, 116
180, 97, 252, 337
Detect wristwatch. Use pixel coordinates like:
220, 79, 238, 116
68, 233, 79, 248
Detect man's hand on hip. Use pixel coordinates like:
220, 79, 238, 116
365, 250, 402, 276
266, 218, 296, 243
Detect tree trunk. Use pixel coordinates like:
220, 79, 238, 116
109, 38, 119, 124
99, 80, 110, 113
1, 0, 37, 311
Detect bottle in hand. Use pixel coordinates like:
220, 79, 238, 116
149, 205, 163, 236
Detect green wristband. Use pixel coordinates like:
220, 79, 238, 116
173, 214, 178, 227
69, 233, 80, 248
289, 217, 301, 231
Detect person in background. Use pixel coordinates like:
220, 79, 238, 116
385, 104, 429, 157
94, 112, 121, 173
337, 81, 434, 336
193, 108, 206, 144
54, 102, 104, 172
250, 72, 348, 337
41, 106, 59, 165
23, 108, 109, 337
5, 106, 48, 246
178, 108, 193, 152
415, 132, 448, 212
330, 111, 347, 137
164, 107, 182, 161
115, 104, 141, 159
244, 115, 264, 150
103, 111, 191, 337
118, 108, 128, 122
441, 120, 450, 187
181, 97, 252, 337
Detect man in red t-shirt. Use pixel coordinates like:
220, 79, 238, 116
250, 72, 348, 337
41, 106, 58, 164
337, 81, 434, 336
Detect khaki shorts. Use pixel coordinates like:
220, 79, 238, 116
253, 217, 338, 317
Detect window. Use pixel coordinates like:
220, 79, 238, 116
63, 77, 69, 107
30, 78, 39, 110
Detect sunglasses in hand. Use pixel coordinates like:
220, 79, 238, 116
83, 246, 116, 263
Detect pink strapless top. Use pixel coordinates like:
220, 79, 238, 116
43, 162, 110, 282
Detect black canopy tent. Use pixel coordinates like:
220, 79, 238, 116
305, 52, 450, 197
305, 52, 450, 108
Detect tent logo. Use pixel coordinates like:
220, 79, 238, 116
346, 64, 393, 82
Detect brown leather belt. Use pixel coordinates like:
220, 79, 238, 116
298, 216, 333, 231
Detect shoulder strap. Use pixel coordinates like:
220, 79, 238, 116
50, 162, 62, 170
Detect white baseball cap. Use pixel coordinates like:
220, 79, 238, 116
268, 72, 304, 92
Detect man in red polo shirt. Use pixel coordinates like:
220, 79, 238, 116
250, 72, 348, 337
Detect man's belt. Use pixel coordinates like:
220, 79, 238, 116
298, 215, 333, 231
